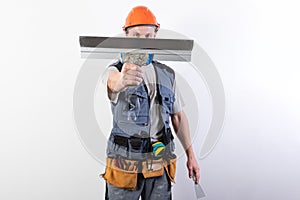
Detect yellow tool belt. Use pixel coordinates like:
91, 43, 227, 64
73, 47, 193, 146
101, 155, 177, 190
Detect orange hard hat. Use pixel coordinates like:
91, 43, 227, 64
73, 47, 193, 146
122, 6, 160, 31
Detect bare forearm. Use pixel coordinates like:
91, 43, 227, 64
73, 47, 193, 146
171, 111, 193, 155
107, 71, 122, 93
171, 111, 200, 183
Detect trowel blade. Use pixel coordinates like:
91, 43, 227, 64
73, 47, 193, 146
195, 184, 206, 199
79, 36, 194, 62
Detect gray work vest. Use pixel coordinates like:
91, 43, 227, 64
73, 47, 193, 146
107, 60, 176, 159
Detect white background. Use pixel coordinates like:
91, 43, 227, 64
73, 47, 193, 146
1, 0, 300, 199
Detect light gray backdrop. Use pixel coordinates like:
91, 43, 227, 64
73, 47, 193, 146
1, 0, 300, 200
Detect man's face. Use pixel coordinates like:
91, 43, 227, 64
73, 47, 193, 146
126, 25, 157, 38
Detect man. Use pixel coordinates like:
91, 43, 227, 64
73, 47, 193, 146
102, 6, 200, 200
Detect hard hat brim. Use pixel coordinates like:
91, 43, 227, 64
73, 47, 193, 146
123, 24, 160, 31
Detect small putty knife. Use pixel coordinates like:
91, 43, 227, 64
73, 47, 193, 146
195, 183, 206, 199
193, 174, 206, 199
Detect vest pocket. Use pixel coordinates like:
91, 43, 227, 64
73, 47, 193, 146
119, 90, 149, 124
160, 92, 176, 114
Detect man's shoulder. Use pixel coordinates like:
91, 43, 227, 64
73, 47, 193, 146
152, 60, 175, 75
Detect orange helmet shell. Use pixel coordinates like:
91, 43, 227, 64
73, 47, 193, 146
122, 6, 160, 31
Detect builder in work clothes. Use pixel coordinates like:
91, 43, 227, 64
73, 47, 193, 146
102, 5, 200, 200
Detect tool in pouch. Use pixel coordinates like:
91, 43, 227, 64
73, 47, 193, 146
102, 156, 140, 190
152, 141, 166, 158
107, 140, 171, 171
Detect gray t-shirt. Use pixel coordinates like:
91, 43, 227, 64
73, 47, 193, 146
102, 62, 184, 141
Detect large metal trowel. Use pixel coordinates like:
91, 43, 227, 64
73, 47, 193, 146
79, 36, 194, 62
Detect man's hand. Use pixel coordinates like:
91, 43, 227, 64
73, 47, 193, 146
171, 111, 200, 184
107, 63, 143, 92
186, 149, 200, 184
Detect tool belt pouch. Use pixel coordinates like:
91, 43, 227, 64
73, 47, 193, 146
163, 155, 177, 183
101, 157, 138, 190
142, 158, 164, 179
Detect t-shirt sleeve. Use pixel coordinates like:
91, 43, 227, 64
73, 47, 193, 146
172, 74, 185, 114
101, 66, 120, 104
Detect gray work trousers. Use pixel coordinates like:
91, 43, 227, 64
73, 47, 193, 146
105, 171, 172, 200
